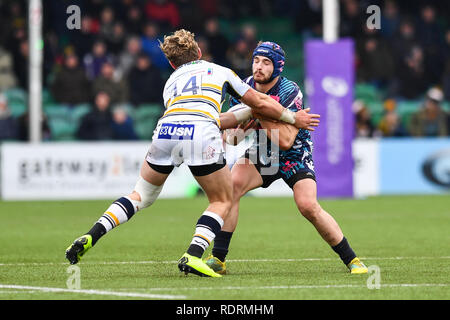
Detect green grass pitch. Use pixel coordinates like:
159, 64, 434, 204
0, 194, 449, 300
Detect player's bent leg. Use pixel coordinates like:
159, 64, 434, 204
206, 158, 263, 274
292, 179, 343, 246
292, 178, 368, 274
65, 161, 169, 265
177, 163, 233, 278
226, 157, 263, 232
127, 160, 169, 209
192, 163, 233, 220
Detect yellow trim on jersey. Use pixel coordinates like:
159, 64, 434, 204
163, 108, 221, 126
202, 83, 223, 91
168, 94, 221, 112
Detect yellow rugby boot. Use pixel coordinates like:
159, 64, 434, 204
178, 253, 222, 278
65, 235, 93, 265
347, 257, 369, 274
204, 254, 227, 275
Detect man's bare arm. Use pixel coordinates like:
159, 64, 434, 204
240, 88, 320, 130
219, 111, 241, 130
258, 119, 298, 151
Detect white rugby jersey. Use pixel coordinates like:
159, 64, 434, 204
160, 60, 251, 126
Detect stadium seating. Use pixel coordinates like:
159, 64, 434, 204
7, 101, 27, 118
71, 104, 91, 122
44, 103, 92, 141
365, 100, 384, 125
47, 117, 78, 141
132, 104, 163, 141
44, 104, 75, 140
42, 88, 55, 105
3, 88, 27, 118
4, 88, 27, 105
355, 83, 383, 103
1, 74, 449, 142
355, 84, 422, 127
396, 100, 421, 124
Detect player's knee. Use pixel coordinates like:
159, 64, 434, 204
130, 176, 163, 211
297, 199, 321, 222
231, 175, 247, 200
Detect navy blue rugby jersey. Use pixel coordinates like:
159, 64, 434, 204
230, 76, 313, 164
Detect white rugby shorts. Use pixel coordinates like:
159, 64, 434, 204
146, 120, 224, 167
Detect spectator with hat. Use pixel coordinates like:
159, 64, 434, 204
409, 87, 448, 137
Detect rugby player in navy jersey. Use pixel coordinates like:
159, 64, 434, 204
205, 41, 368, 275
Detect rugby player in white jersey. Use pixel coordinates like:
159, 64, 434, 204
65, 29, 320, 278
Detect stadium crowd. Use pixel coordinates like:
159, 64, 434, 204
0, 0, 449, 141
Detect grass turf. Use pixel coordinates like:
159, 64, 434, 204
0, 194, 449, 300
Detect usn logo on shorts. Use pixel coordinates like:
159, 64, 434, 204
158, 123, 195, 140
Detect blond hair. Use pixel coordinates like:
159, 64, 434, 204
160, 29, 200, 68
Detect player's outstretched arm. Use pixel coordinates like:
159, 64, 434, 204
219, 103, 254, 130
219, 111, 243, 130
258, 118, 298, 151
241, 88, 320, 131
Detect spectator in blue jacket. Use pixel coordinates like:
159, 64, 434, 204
111, 105, 138, 140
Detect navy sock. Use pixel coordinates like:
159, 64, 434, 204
331, 237, 356, 265
187, 244, 204, 258
212, 231, 234, 262
186, 212, 224, 258
87, 223, 107, 246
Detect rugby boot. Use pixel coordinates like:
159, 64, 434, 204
65, 234, 93, 265
204, 254, 227, 275
178, 253, 222, 278
347, 257, 369, 274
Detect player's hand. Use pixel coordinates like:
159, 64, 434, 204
294, 108, 320, 131
238, 118, 258, 131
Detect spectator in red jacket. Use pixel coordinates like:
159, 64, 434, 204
145, 0, 180, 30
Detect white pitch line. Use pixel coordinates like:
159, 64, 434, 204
229, 256, 450, 262
129, 283, 450, 292
0, 256, 449, 267
0, 290, 38, 294
0, 284, 186, 300
1, 283, 448, 297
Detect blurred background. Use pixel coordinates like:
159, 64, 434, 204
0, 0, 449, 200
